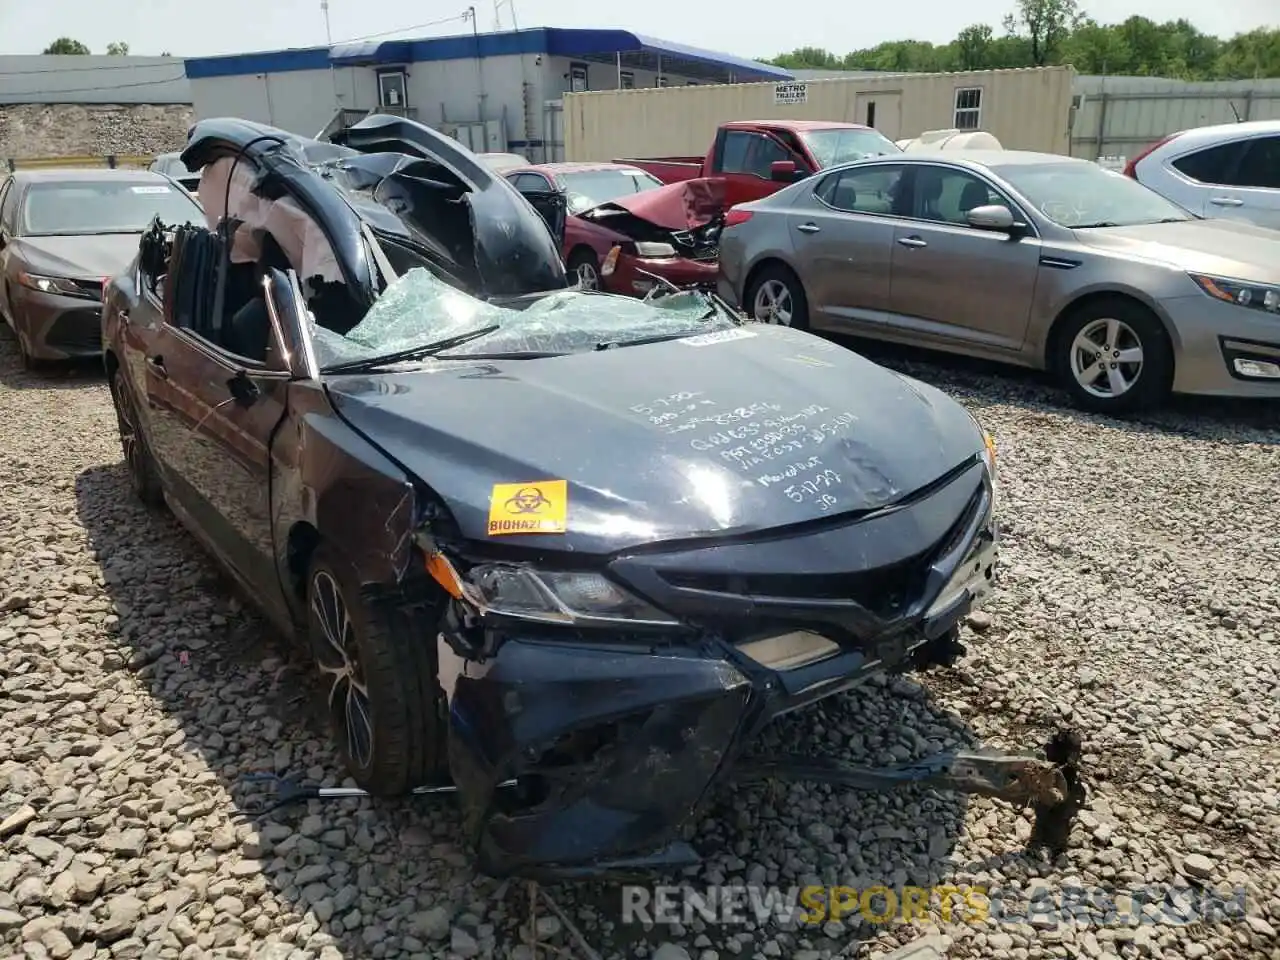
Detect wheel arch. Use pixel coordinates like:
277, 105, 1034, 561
1043, 288, 1180, 374
742, 256, 803, 308
566, 244, 599, 266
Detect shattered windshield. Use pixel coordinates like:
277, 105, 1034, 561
800, 128, 902, 168
559, 169, 664, 215
310, 267, 739, 370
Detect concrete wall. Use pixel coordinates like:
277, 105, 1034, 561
0, 56, 191, 104
563, 66, 1077, 160
1070, 75, 1280, 161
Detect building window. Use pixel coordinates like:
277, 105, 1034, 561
619, 71, 635, 90
377, 69, 408, 108
954, 87, 982, 130
569, 62, 589, 93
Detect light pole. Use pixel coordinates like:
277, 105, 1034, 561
321, 0, 340, 115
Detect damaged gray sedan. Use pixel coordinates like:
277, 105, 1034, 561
102, 115, 1082, 882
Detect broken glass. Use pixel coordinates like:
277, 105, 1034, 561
309, 267, 737, 370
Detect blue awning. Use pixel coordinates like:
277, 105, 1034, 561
330, 40, 415, 66
186, 27, 793, 82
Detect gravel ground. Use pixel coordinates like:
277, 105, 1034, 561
1, 328, 1278, 960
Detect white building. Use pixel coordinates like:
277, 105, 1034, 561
182, 27, 794, 163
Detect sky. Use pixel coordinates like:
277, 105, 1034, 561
0, 0, 1275, 61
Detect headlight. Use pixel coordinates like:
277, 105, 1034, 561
981, 429, 998, 508
1190, 273, 1280, 314
17, 271, 99, 300
465, 564, 679, 627
633, 241, 676, 258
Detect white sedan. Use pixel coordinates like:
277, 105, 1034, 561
1123, 119, 1280, 230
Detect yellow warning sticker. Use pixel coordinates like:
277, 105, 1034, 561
487, 480, 568, 536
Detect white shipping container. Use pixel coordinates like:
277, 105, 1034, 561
564, 66, 1076, 161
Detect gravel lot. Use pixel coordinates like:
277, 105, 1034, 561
1, 328, 1277, 960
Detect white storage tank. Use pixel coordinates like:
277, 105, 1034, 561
897, 128, 1003, 151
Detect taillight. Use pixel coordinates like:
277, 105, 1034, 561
1122, 132, 1181, 179
723, 207, 754, 228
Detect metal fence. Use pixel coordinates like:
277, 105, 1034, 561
3, 154, 156, 173
1070, 75, 1280, 162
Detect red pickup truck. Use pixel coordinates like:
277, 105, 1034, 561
617, 120, 901, 207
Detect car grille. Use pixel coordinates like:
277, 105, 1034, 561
67, 278, 105, 299
44, 308, 103, 354
654, 482, 986, 621
658, 554, 933, 619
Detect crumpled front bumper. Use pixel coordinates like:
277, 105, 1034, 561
438, 498, 998, 880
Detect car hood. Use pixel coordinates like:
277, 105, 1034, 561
1072, 219, 1280, 283
580, 177, 725, 231
325, 324, 985, 556
13, 233, 142, 280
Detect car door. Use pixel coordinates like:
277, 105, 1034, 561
788, 163, 907, 329
1169, 135, 1280, 229
143, 230, 302, 603
716, 130, 807, 207
507, 172, 567, 249
887, 164, 1041, 353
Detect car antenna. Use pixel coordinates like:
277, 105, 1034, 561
1228, 100, 1242, 123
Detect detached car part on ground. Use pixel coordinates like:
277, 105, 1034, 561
103, 114, 1082, 882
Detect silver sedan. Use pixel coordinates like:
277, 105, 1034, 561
717, 150, 1280, 414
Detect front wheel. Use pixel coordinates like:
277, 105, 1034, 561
109, 364, 164, 507
306, 548, 446, 795
1052, 299, 1172, 415
745, 264, 809, 329
567, 248, 601, 291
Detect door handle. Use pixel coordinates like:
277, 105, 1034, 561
897, 236, 928, 248
1209, 196, 1244, 207
146, 355, 168, 379
795, 222, 821, 234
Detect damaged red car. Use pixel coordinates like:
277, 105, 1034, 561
500, 161, 723, 296
102, 114, 1083, 883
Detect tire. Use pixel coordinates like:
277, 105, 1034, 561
109, 364, 165, 507
1051, 298, 1173, 415
306, 546, 446, 795
567, 247, 601, 291
744, 263, 809, 330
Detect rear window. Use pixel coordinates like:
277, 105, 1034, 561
20, 180, 203, 236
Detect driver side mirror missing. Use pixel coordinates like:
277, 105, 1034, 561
226, 369, 260, 407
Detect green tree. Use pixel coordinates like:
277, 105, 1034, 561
106, 41, 130, 56
42, 37, 91, 55
1002, 0, 1082, 66
955, 24, 994, 70
763, 7, 1280, 81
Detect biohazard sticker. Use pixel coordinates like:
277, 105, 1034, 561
487, 480, 568, 536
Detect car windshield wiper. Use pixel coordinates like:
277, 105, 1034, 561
1073, 221, 1121, 228
322, 324, 501, 374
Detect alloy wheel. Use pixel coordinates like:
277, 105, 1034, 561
575, 261, 600, 291
310, 571, 374, 769
753, 279, 793, 325
111, 377, 148, 492
1069, 317, 1144, 400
